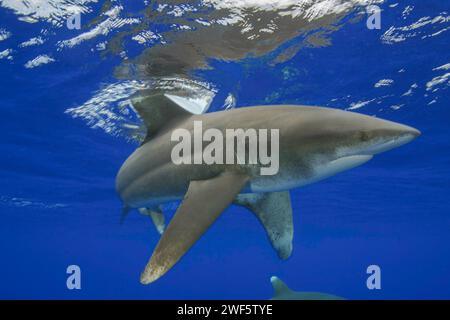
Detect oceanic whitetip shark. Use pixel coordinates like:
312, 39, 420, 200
116, 93, 420, 284
270, 276, 344, 300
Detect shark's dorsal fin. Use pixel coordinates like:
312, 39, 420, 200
132, 93, 206, 144
271, 276, 293, 297
234, 191, 293, 259
270, 276, 345, 300
140, 171, 249, 284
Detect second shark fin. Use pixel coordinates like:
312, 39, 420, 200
235, 191, 293, 259
270, 276, 294, 298
139, 208, 166, 235
140, 171, 249, 284
270, 276, 345, 300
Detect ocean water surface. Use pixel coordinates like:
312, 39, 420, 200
0, 0, 449, 299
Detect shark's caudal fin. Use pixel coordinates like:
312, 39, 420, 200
234, 191, 293, 259
139, 208, 166, 235
132, 93, 209, 143
140, 171, 249, 284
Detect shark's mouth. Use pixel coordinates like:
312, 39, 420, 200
336, 132, 419, 159
359, 133, 418, 155
311, 154, 373, 184
326, 154, 373, 173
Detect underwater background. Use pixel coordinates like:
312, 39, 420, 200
0, 0, 449, 299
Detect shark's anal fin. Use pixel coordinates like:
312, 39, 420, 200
140, 171, 249, 284
235, 191, 293, 260
139, 208, 166, 235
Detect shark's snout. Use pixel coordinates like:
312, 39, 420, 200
361, 122, 420, 156
386, 122, 421, 140
327, 111, 421, 162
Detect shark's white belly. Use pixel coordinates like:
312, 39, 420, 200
249, 154, 373, 193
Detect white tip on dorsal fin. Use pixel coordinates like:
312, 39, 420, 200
164, 93, 210, 115
132, 93, 211, 144
270, 276, 293, 297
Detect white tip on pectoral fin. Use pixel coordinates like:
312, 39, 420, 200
140, 171, 249, 284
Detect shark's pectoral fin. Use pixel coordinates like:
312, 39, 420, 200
235, 191, 293, 260
140, 171, 249, 284
139, 208, 166, 235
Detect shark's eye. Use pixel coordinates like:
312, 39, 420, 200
359, 131, 370, 142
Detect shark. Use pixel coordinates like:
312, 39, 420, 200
115, 93, 420, 284
270, 276, 344, 300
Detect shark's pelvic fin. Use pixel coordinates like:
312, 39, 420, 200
120, 206, 131, 225
132, 93, 207, 144
234, 191, 293, 259
139, 208, 166, 235
140, 171, 249, 284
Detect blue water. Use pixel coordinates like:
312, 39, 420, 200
1, 1, 449, 299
